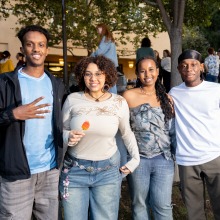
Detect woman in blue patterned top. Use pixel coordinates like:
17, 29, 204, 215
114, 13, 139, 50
123, 56, 176, 220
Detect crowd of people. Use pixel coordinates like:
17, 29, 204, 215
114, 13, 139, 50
0, 24, 220, 220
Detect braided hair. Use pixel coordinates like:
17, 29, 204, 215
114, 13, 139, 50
135, 56, 174, 122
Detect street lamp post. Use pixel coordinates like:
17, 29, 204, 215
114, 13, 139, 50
62, 0, 68, 87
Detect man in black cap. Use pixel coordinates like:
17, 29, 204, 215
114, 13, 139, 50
169, 49, 220, 220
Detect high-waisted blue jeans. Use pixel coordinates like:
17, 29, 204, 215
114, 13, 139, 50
127, 154, 174, 220
59, 150, 122, 220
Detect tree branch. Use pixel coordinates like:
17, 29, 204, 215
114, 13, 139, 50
142, 0, 157, 7
87, 0, 93, 7
155, 0, 172, 34
173, 0, 178, 26
177, 0, 186, 29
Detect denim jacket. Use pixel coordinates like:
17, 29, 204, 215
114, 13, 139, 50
91, 36, 118, 67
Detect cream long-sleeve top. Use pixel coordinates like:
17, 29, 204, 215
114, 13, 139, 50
63, 92, 140, 172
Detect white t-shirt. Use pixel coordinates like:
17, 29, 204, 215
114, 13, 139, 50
169, 81, 220, 166
161, 57, 171, 72
62, 92, 140, 172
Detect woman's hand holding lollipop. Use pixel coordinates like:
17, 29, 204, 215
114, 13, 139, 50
68, 121, 90, 146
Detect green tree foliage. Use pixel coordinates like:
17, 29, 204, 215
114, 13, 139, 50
2, 0, 220, 85
7, 0, 163, 56
141, 0, 220, 86
184, 0, 219, 27
201, 9, 220, 50
182, 26, 210, 59
0, 0, 12, 19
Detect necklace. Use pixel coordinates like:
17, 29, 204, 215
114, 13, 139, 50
87, 92, 106, 102
140, 87, 156, 95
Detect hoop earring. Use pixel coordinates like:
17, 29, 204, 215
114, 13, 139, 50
102, 84, 110, 92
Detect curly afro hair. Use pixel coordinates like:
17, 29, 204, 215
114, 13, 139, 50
17, 25, 50, 47
74, 55, 118, 91
135, 56, 174, 122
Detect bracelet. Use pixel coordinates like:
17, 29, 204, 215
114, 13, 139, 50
68, 142, 78, 147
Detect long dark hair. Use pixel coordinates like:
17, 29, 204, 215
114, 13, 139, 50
96, 23, 115, 44
135, 56, 174, 122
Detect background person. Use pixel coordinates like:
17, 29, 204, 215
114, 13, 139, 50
0, 25, 66, 220
204, 47, 219, 82
154, 49, 163, 81
217, 49, 220, 83
15, 52, 25, 70
91, 23, 118, 94
169, 49, 220, 220
123, 56, 176, 220
0, 50, 14, 73
68, 72, 80, 93
116, 66, 127, 95
59, 55, 140, 220
161, 49, 171, 92
136, 37, 155, 62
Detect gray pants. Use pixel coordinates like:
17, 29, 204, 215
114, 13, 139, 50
0, 169, 59, 220
179, 156, 220, 220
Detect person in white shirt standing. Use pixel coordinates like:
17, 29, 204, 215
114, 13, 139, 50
169, 49, 220, 220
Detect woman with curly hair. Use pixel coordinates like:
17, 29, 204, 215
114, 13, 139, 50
59, 55, 140, 220
123, 56, 176, 220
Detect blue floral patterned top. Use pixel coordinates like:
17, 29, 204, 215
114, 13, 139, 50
130, 103, 176, 160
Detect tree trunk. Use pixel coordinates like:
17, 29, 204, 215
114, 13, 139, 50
169, 27, 183, 88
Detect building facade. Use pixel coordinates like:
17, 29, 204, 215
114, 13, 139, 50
0, 12, 170, 82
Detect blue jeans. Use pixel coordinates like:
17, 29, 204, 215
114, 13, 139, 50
59, 150, 122, 220
127, 154, 174, 220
